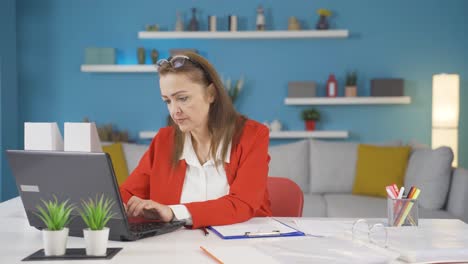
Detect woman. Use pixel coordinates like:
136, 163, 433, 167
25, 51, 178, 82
120, 52, 272, 229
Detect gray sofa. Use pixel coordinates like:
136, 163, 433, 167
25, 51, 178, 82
267, 139, 468, 223
119, 140, 468, 223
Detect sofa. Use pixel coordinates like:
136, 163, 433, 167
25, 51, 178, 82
267, 139, 468, 223
117, 139, 468, 223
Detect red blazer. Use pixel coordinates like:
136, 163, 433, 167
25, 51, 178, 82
120, 119, 272, 228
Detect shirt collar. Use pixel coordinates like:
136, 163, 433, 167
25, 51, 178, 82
180, 133, 231, 164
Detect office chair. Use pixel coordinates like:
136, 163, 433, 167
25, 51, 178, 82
267, 177, 304, 217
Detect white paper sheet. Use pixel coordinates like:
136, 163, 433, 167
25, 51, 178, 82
292, 219, 356, 238
254, 237, 399, 264
201, 245, 281, 264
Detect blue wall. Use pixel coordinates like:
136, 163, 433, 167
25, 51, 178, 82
9, 0, 468, 200
0, 0, 19, 201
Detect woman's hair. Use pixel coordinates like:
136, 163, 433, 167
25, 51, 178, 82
157, 52, 246, 166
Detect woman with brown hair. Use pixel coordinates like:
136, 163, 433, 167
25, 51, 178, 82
120, 52, 272, 229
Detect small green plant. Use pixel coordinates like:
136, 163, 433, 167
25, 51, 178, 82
301, 108, 320, 121
346, 71, 357, 86
317, 8, 332, 17
79, 195, 116, 231
224, 76, 244, 103
34, 196, 75, 231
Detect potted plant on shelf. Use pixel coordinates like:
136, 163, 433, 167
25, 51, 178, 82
34, 196, 75, 256
345, 71, 358, 97
301, 108, 320, 131
224, 76, 245, 103
316, 9, 332, 30
79, 195, 115, 256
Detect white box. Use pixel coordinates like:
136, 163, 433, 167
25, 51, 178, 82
64, 122, 102, 152
24, 122, 64, 151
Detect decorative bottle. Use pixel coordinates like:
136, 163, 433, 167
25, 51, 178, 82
188, 8, 199, 31
326, 74, 338, 97
137, 47, 146, 65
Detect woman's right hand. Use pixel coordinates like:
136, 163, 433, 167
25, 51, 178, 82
125, 196, 174, 222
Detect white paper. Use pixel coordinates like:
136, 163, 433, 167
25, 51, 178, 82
254, 237, 399, 264
201, 245, 280, 264
64, 122, 102, 152
385, 222, 468, 263
24, 122, 64, 151
210, 218, 299, 237
293, 219, 356, 238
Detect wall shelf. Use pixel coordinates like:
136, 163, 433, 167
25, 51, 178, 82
139, 130, 348, 140
138, 30, 349, 39
284, 96, 411, 105
139, 131, 157, 139
81, 65, 156, 73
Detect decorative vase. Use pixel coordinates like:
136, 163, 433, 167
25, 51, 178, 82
137, 47, 145, 65
305, 120, 316, 131
83, 227, 110, 256
42, 228, 69, 256
150, 49, 159, 64
188, 8, 199, 31
345, 86, 357, 97
175, 11, 184, 31
270, 120, 282, 132
256, 5, 265, 31
288, 16, 300, 30
316, 15, 329, 30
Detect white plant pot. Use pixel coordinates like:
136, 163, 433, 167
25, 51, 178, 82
42, 228, 69, 256
83, 227, 110, 256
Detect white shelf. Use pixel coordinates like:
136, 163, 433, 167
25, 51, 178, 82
81, 65, 157, 73
284, 96, 411, 105
138, 30, 349, 39
269, 131, 349, 139
139, 130, 348, 139
139, 131, 157, 139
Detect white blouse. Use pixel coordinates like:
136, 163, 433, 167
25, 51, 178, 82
168, 133, 231, 225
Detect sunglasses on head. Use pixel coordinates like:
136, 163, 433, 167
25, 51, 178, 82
155, 55, 203, 72
156, 55, 212, 83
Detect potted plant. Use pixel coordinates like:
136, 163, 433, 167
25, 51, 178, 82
301, 108, 320, 131
34, 196, 74, 256
224, 76, 244, 103
79, 195, 115, 256
345, 71, 358, 97
316, 9, 332, 30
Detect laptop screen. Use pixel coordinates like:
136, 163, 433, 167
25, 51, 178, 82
6, 150, 131, 239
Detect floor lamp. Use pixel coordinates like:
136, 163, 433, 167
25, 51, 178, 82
432, 73, 459, 166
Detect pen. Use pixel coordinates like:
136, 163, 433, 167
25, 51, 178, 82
201, 227, 209, 236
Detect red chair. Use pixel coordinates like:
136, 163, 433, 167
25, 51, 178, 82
267, 177, 304, 217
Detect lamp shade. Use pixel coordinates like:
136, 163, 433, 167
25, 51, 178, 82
432, 74, 460, 128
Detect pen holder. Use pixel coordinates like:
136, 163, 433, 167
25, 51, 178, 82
387, 198, 419, 227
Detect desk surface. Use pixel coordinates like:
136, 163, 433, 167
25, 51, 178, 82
1, 196, 467, 264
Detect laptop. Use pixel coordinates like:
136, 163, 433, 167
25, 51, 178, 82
6, 150, 185, 241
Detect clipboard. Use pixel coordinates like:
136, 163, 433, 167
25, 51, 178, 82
208, 217, 305, 239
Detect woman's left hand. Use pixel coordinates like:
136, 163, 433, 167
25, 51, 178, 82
126, 196, 174, 222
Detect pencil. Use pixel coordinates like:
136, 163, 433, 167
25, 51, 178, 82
200, 246, 223, 264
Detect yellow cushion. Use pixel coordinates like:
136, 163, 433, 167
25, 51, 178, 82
352, 144, 411, 198
102, 143, 129, 186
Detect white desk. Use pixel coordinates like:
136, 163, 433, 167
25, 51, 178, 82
1, 197, 467, 264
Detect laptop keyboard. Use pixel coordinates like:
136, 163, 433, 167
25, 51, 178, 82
129, 221, 185, 235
